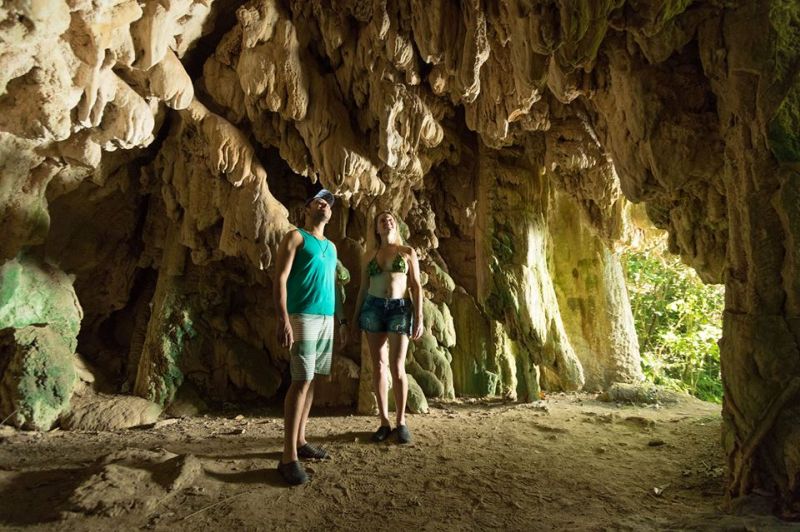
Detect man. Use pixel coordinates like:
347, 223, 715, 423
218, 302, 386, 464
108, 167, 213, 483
273, 188, 348, 485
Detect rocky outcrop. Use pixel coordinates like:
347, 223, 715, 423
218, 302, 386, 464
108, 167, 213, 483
476, 142, 584, 393
0, 325, 77, 430
0, 257, 83, 352
0, 257, 83, 429
550, 191, 643, 391
64, 449, 201, 518
61, 392, 162, 431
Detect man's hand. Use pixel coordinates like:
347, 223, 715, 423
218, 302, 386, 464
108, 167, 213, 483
337, 323, 349, 351
278, 316, 293, 349
412, 317, 424, 340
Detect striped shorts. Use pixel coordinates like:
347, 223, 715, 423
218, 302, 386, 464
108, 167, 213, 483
289, 314, 334, 381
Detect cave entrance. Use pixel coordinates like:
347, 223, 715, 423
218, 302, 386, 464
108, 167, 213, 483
623, 214, 724, 404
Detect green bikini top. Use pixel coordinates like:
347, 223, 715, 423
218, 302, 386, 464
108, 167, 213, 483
367, 252, 408, 277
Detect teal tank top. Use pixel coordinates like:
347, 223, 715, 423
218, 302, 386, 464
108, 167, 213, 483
287, 228, 337, 315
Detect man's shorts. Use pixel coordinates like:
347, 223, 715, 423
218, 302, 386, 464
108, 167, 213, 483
358, 294, 414, 336
289, 314, 333, 381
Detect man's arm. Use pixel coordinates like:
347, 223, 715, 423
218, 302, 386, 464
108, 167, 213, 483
333, 248, 349, 349
349, 253, 371, 340
273, 230, 302, 348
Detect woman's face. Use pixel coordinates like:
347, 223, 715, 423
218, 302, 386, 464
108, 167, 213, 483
376, 212, 396, 237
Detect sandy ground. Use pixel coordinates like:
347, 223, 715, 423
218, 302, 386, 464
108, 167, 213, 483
0, 393, 794, 531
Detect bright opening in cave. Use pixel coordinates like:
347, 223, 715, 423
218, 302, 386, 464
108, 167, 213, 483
623, 219, 725, 403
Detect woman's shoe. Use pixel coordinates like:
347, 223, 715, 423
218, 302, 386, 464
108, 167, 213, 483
297, 443, 330, 460
277, 460, 308, 485
371, 425, 392, 442
395, 424, 412, 444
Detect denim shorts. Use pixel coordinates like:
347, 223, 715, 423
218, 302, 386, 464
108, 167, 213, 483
358, 294, 414, 335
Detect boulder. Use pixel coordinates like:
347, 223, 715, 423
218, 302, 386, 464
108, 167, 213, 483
0, 325, 77, 430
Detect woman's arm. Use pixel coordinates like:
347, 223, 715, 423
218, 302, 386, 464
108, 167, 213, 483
407, 248, 424, 340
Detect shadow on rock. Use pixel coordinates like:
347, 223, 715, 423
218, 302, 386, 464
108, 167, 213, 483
0, 467, 87, 525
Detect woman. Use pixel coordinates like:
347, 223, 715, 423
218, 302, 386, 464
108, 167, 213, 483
350, 211, 424, 444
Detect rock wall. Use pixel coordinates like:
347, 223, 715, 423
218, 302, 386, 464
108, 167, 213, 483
1, 0, 798, 511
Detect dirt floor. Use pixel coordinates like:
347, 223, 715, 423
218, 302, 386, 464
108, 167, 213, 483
0, 393, 794, 531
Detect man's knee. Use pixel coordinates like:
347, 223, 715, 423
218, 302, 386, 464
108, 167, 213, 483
289, 379, 313, 394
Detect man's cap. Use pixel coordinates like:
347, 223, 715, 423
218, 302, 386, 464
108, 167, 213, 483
305, 188, 335, 207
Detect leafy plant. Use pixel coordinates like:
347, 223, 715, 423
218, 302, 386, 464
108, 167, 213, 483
623, 248, 724, 403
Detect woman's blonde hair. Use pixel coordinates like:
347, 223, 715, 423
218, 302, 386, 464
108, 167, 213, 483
373, 210, 401, 248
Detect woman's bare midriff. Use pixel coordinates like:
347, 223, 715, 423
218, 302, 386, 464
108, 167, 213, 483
367, 271, 408, 299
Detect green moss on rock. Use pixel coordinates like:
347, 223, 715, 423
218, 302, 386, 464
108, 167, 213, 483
423, 299, 456, 348
0, 256, 83, 352
654, 0, 693, 26
412, 367, 445, 398
405, 374, 429, 414
336, 259, 351, 285
138, 290, 197, 406
0, 325, 77, 430
769, 83, 800, 162
770, 0, 800, 89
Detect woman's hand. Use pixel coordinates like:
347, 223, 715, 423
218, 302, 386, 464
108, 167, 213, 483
277, 316, 293, 349
412, 316, 424, 340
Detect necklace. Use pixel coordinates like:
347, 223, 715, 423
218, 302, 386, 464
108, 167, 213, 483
307, 229, 329, 257
317, 238, 329, 257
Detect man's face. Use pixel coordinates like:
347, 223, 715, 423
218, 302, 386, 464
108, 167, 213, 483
306, 197, 332, 223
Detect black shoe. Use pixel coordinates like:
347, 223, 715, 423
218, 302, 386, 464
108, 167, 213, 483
298, 443, 330, 460
395, 424, 412, 444
277, 460, 308, 485
371, 425, 392, 442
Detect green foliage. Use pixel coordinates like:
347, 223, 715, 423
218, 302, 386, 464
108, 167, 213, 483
624, 249, 724, 403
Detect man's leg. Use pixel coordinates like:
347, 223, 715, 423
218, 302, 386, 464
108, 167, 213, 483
282, 379, 311, 464
296, 379, 315, 448
297, 315, 332, 453
281, 314, 315, 468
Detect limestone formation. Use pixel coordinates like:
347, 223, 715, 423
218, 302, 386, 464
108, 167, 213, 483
65, 449, 201, 518
550, 191, 643, 391
313, 356, 360, 408
0, 325, 77, 430
599, 382, 683, 406
0, 256, 83, 353
61, 392, 162, 431
1, 0, 799, 512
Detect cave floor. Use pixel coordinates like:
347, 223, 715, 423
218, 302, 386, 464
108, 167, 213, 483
0, 394, 792, 531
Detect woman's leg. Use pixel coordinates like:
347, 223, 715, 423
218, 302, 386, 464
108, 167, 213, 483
366, 331, 391, 427
387, 332, 410, 427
